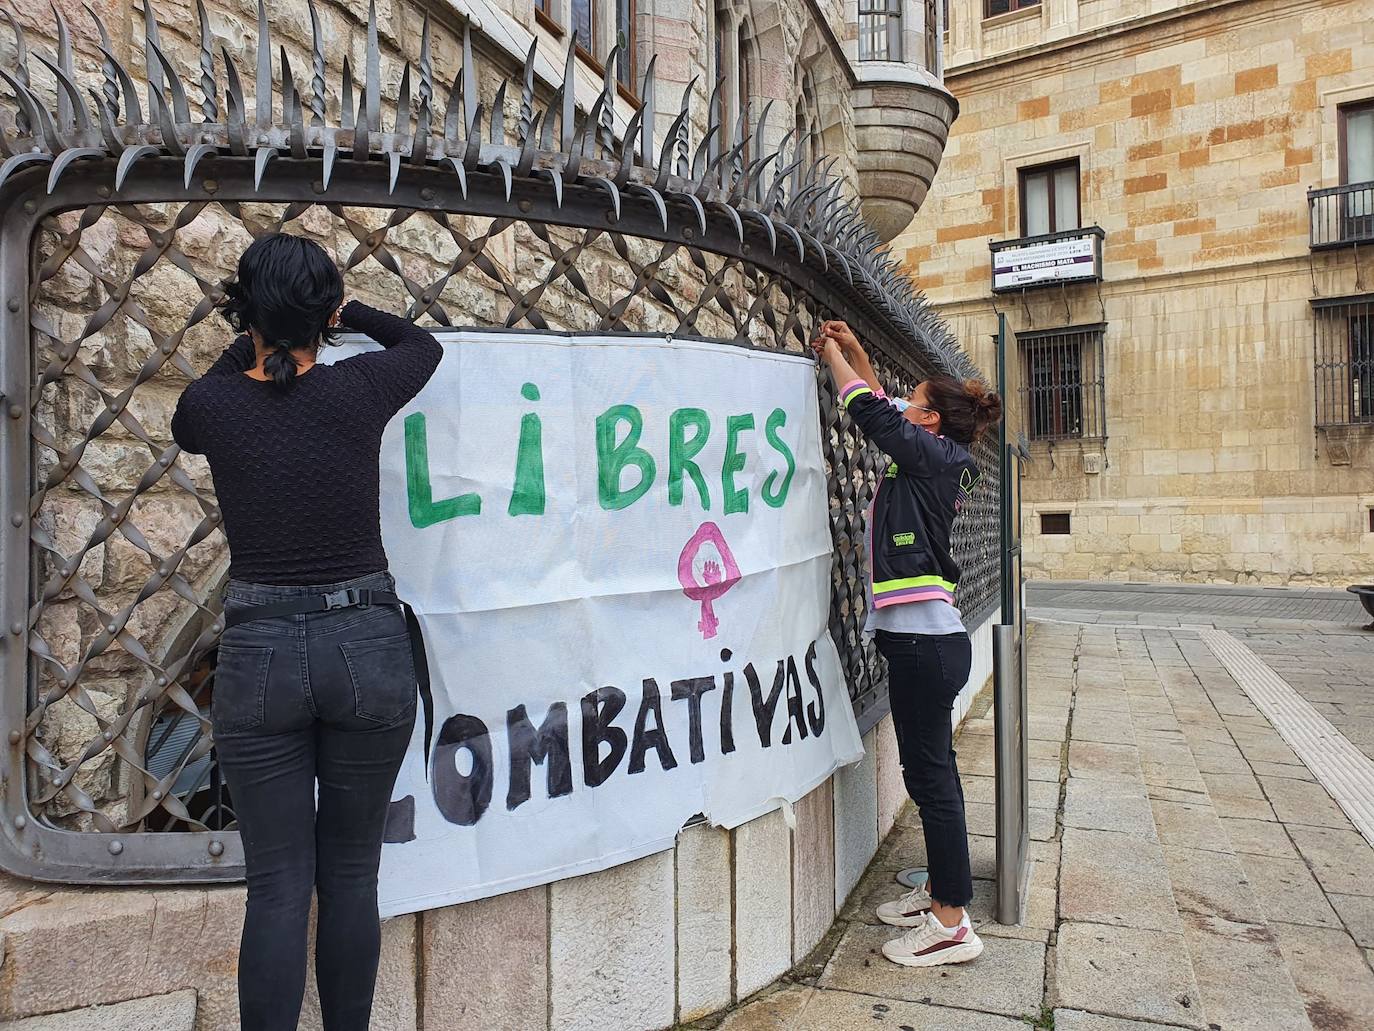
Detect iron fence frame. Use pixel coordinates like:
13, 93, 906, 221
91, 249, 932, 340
0, 0, 998, 883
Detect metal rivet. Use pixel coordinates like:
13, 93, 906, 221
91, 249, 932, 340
606, 211, 618, 224
96, 185, 110, 198
10, 514, 20, 527
106, 623, 117, 633
683, 226, 695, 240
209, 512, 221, 523
9, 622, 21, 635
202, 133, 214, 144
162, 343, 174, 354
518, 199, 533, 213
108, 401, 122, 414
152, 790, 163, 800
7, 731, 19, 745
6, 298, 18, 312
108, 840, 123, 855
742, 244, 751, 255
420, 187, 435, 201
208, 840, 224, 857
256, 134, 268, 145
156, 676, 167, 686
102, 731, 112, 741
14, 815, 26, 830
211, 621, 223, 634
159, 565, 170, 576
8, 404, 20, 418
203, 179, 218, 193
312, 180, 325, 194
22, 200, 35, 213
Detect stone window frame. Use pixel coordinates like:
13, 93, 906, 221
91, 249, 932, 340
1000, 140, 1092, 240
858, 0, 904, 62
711, 0, 760, 149
1017, 324, 1109, 444
1338, 99, 1374, 187
1319, 82, 1374, 187
1018, 158, 1081, 239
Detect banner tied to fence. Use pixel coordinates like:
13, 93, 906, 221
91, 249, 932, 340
323, 331, 864, 916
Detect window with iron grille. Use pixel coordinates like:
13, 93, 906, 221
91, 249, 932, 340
1312, 296, 1374, 427
985, 0, 1039, 17
859, 0, 902, 61
1018, 325, 1107, 442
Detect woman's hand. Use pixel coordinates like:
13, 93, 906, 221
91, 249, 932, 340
820, 320, 863, 360
811, 331, 842, 365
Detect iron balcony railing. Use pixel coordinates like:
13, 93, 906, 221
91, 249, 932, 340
989, 225, 1105, 294
1309, 182, 1374, 250
1311, 295, 1374, 428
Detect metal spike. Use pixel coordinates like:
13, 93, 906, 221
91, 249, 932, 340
308, 0, 325, 126
570, 94, 607, 179
517, 39, 537, 143
183, 143, 215, 188
462, 102, 483, 168
285, 55, 307, 160
654, 106, 691, 192
2, 74, 59, 153
255, 0, 272, 128
148, 86, 185, 157
148, 41, 191, 126
51, 4, 74, 133
674, 79, 692, 178
560, 33, 576, 153
143, 0, 164, 122
539, 86, 561, 151
394, 62, 411, 135
387, 150, 400, 193
703, 77, 725, 168
462, 20, 477, 136
742, 208, 776, 255
635, 185, 667, 232
442, 69, 460, 144
0, 10, 29, 92
253, 145, 276, 190
34, 55, 90, 136
682, 192, 707, 236
445, 156, 467, 198
46, 147, 101, 192
195, 0, 217, 122
341, 58, 354, 131
418, 13, 433, 120
489, 81, 506, 144
599, 45, 618, 155
84, 5, 118, 122
115, 144, 158, 191
691, 122, 721, 183
550, 166, 563, 208
588, 176, 621, 220
714, 201, 743, 245
222, 46, 248, 155
365, 0, 380, 138
0, 151, 52, 193
516, 110, 542, 176
88, 85, 123, 154
321, 138, 337, 187
494, 158, 512, 201
613, 106, 643, 187
638, 54, 656, 169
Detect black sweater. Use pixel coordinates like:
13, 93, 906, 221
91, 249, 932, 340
172, 301, 443, 585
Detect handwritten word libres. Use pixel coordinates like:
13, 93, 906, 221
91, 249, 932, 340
404, 384, 799, 527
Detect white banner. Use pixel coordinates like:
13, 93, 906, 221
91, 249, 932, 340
325, 331, 864, 917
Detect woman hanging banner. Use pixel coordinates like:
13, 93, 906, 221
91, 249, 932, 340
324, 331, 864, 917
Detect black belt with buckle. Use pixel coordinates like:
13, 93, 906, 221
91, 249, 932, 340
223, 588, 434, 774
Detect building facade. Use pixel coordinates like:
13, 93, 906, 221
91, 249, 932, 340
897, 0, 1374, 585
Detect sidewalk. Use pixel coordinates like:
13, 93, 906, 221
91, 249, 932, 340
697, 614, 1374, 1030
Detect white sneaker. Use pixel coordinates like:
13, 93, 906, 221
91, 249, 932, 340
881, 912, 984, 967
875, 883, 933, 927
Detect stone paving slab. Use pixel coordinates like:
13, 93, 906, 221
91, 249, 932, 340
0, 992, 196, 1031
1054, 923, 1206, 1029
1059, 828, 1182, 933
1271, 921, 1374, 1030
1052, 1010, 1195, 1031
818, 923, 1045, 1019
1177, 912, 1311, 1031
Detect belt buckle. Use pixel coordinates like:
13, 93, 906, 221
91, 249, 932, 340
323, 589, 355, 610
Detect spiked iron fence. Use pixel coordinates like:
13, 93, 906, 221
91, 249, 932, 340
0, 1, 998, 881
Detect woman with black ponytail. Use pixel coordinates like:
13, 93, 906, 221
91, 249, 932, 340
172, 233, 441, 1031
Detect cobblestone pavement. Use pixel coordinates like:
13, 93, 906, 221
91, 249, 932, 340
696, 615, 1374, 1031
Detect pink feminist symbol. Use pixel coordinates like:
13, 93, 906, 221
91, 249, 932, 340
678, 522, 742, 640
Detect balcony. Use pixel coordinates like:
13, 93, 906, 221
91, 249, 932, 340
853, 69, 959, 243
989, 226, 1105, 294
1309, 182, 1374, 250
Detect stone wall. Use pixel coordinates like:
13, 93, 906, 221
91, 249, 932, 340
896, 0, 1374, 585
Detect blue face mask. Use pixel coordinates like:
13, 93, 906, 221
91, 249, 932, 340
891, 398, 912, 413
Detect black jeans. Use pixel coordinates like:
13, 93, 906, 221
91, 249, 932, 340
877, 629, 974, 908
213, 571, 417, 1031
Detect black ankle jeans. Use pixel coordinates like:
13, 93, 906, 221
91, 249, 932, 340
213, 571, 417, 1031
876, 629, 974, 908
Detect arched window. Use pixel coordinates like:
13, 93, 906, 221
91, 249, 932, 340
615, 0, 635, 87
714, 2, 730, 135
738, 18, 754, 161
858, 0, 902, 61
925, 0, 940, 69
795, 70, 821, 165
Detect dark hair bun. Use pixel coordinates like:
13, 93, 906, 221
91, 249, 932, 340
219, 233, 343, 391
